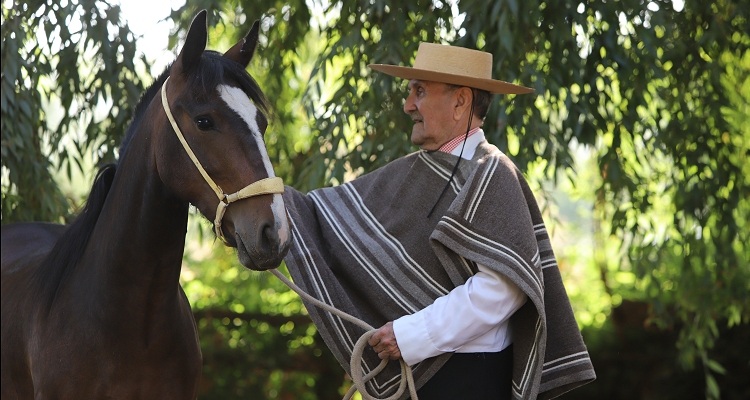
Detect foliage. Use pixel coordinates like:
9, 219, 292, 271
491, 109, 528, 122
1, 0, 144, 222
559, 310, 750, 400
181, 228, 346, 399
546, 3, 750, 396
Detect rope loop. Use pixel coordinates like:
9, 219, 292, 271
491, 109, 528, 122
269, 269, 418, 400
345, 330, 416, 400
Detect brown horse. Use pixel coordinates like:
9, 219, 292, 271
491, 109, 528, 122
1, 11, 290, 399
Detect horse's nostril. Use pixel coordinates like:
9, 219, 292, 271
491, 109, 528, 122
258, 224, 276, 252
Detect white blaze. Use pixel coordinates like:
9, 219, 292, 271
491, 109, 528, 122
218, 85, 290, 245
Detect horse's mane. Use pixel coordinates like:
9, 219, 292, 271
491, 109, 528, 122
32, 164, 116, 312
32, 50, 269, 312
117, 67, 172, 159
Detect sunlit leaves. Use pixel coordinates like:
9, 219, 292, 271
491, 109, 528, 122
181, 234, 343, 399
1, 0, 144, 223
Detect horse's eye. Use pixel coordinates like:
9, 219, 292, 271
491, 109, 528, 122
194, 116, 214, 131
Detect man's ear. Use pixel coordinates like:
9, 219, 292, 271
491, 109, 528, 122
453, 87, 474, 121
174, 10, 208, 74
223, 20, 260, 68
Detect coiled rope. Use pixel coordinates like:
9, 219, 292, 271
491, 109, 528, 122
269, 269, 418, 400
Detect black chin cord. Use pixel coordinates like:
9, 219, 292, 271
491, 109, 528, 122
426, 90, 475, 218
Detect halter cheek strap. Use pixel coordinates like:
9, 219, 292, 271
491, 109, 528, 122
160, 76, 284, 242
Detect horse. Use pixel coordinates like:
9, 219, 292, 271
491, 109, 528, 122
0, 10, 290, 399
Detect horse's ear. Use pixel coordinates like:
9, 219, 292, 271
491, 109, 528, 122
223, 20, 259, 68
175, 10, 208, 73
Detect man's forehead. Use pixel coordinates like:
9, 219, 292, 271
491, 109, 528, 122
407, 79, 423, 89
408, 79, 444, 90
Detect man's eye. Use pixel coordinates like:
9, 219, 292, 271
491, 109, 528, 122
195, 116, 214, 130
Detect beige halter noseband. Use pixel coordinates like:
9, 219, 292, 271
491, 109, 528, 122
160, 76, 284, 243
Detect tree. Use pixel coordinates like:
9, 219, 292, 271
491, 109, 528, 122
1, 0, 143, 222
2, 0, 748, 398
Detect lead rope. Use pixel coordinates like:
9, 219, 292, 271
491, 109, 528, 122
160, 77, 284, 243
269, 269, 418, 400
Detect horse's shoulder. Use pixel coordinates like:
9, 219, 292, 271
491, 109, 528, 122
1, 224, 63, 398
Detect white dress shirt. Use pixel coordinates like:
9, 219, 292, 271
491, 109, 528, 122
392, 129, 528, 366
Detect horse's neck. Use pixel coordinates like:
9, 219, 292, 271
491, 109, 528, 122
78, 128, 189, 320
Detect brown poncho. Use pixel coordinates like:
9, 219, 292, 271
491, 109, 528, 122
282, 141, 595, 399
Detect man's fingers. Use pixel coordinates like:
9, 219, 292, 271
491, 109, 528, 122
368, 331, 382, 347
378, 348, 397, 360
376, 348, 401, 360
373, 338, 395, 353
373, 341, 400, 360
369, 321, 402, 360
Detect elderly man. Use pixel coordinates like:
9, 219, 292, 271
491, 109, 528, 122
282, 43, 595, 399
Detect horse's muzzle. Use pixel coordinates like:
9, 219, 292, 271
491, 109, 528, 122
235, 221, 291, 270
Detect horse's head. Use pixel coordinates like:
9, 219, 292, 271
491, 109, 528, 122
156, 10, 290, 270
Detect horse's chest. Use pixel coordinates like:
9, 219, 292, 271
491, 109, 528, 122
29, 318, 201, 399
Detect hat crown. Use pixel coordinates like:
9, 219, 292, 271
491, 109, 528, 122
412, 43, 493, 81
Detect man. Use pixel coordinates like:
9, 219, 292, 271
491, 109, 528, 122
282, 43, 595, 399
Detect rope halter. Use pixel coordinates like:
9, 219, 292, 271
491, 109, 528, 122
160, 76, 284, 243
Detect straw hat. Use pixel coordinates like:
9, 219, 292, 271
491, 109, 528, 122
369, 42, 533, 95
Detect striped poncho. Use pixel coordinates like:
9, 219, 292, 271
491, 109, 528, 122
282, 141, 595, 399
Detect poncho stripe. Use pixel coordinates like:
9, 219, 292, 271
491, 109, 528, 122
340, 183, 450, 296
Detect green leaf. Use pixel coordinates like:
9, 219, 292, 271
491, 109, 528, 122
705, 358, 727, 375
705, 373, 720, 400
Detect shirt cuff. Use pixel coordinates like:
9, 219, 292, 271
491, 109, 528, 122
393, 312, 444, 366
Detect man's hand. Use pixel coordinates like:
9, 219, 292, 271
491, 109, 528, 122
368, 321, 402, 360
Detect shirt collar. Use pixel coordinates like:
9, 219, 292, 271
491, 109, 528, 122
438, 127, 484, 160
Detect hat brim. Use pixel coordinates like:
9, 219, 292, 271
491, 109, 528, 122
369, 64, 534, 95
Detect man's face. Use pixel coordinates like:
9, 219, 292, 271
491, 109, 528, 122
404, 80, 458, 150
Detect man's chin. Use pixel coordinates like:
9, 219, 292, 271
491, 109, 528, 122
412, 133, 441, 151
410, 127, 425, 146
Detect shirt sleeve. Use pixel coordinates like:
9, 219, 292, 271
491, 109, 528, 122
392, 263, 527, 366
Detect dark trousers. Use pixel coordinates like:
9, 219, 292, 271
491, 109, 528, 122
415, 345, 513, 400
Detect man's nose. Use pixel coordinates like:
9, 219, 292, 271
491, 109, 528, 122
403, 94, 415, 113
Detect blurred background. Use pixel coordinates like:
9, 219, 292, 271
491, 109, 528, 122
2, 0, 748, 398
